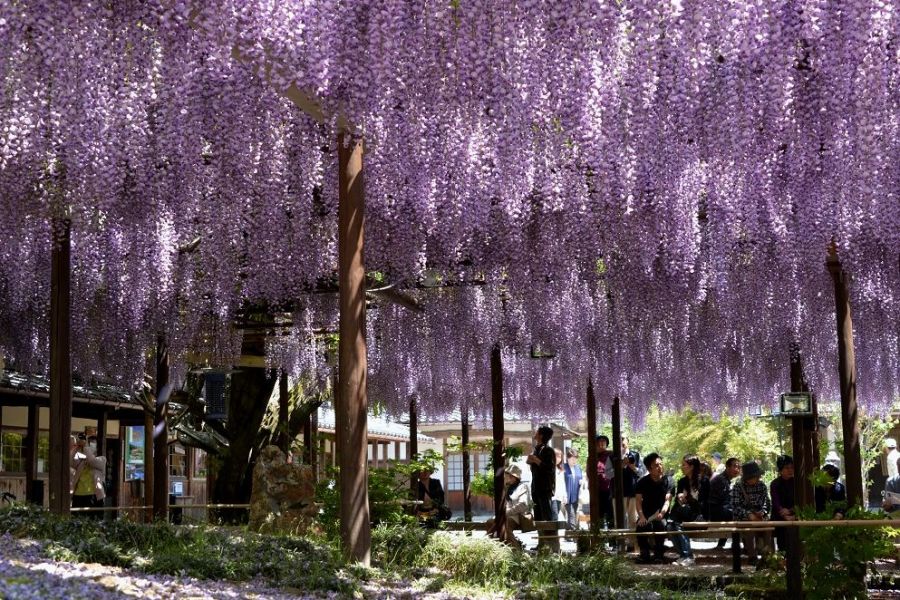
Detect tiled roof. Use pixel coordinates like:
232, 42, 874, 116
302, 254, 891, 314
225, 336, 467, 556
317, 405, 433, 442
0, 369, 137, 406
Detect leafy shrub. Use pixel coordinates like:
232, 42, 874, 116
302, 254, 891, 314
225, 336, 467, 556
797, 505, 899, 600
371, 522, 433, 569
416, 532, 516, 587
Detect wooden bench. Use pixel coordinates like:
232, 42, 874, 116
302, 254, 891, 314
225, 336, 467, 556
442, 520, 490, 532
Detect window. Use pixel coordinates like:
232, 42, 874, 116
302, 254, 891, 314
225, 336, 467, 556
447, 453, 484, 491
446, 453, 463, 491
37, 432, 49, 474
169, 445, 187, 478
193, 450, 207, 479
0, 430, 25, 473
476, 452, 491, 476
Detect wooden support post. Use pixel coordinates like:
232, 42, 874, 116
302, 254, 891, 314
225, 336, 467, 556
310, 409, 319, 481
24, 403, 38, 504
409, 396, 418, 498
49, 218, 72, 515
462, 405, 472, 521
789, 344, 816, 509
153, 336, 169, 522
826, 251, 863, 507
787, 344, 811, 598
337, 132, 370, 565
97, 410, 108, 457
586, 379, 600, 536
491, 343, 506, 540
279, 371, 291, 455
143, 409, 154, 521
611, 396, 625, 535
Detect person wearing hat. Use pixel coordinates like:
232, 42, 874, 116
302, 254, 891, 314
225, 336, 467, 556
731, 461, 772, 567
770, 455, 796, 551
485, 464, 533, 548
885, 439, 900, 480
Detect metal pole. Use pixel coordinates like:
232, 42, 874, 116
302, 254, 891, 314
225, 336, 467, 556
826, 251, 863, 507
153, 336, 169, 522
49, 218, 72, 515
491, 343, 506, 540
337, 132, 370, 565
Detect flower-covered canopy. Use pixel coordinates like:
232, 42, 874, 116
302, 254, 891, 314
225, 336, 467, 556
0, 1, 896, 423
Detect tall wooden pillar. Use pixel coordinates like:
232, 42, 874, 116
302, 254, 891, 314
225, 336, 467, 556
461, 405, 472, 521
409, 396, 418, 498
279, 371, 291, 455
24, 403, 38, 504
826, 251, 863, 507
310, 409, 319, 481
153, 336, 169, 521
49, 218, 72, 515
491, 344, 506, 539
337, 132, 370, 565
586, 380, 600, 534
611, 396, 625, 531
789, 343, 815, 509
97, 410, 108, 457
143, 409, 154, 520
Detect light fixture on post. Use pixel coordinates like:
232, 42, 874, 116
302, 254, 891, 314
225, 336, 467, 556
780, 392, 813, 416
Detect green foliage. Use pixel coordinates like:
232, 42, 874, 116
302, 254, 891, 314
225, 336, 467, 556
828, 409, 897, 498
314, 450, 444, 538
417, 531, 516, 587
446, 437, 523, 498
630, 407, 780, 476
795, 504, 900, 600
0, 505, 354, 594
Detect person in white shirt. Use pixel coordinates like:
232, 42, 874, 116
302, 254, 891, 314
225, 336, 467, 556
551, 448, 567, 522
885, 439, 900, 479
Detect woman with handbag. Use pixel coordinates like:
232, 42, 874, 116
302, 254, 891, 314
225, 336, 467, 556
667, 454, 710, 566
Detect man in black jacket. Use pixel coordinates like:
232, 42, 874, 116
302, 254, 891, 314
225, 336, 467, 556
526, 425, 557, 521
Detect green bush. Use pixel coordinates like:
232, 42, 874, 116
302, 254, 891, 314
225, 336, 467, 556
797, 505, 899, 600
416, 531, 516, 587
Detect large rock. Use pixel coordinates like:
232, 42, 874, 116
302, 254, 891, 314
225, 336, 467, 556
249, 445, 318, 534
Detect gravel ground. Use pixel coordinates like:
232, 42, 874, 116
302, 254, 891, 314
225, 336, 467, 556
0, 534, 331, 600
0, 534, 477, 600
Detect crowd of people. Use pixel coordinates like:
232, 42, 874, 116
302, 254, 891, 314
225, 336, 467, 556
496, 427, 852, 565
415, 424, 859, 567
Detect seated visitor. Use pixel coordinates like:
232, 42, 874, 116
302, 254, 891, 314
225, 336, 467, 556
770, 455, 796, 551
416, 468, 450, 526
634, 452, 672, 564
814, 464, 846, 519
667, 454, 710, 566
731, 461, 771, 567
708, 457, 741, 549
486, 464, 532, 548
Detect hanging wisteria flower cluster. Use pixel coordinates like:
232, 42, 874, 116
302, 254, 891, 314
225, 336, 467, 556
0, 1, 896, 423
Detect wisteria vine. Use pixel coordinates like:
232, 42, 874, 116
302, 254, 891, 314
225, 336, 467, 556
0, 0, 896, 424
